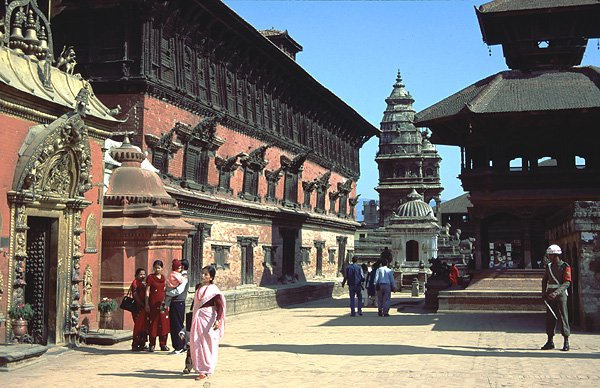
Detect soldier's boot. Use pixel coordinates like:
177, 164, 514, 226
541, 336, 555, 350
561, 337, 569, 352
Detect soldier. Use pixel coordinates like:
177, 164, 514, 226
541, 244, 571, 351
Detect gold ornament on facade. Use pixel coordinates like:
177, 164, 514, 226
85, 213, 98, 253
82, 264, 93, 307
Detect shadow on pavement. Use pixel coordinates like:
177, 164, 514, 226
72, 347, 135, 355
98, 370, 191, 380
221, 342, 599, 359
317, 311, 545, 333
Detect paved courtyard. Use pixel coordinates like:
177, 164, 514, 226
3, 295, 600, 387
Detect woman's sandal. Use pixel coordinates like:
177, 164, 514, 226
195, 374, 207, 380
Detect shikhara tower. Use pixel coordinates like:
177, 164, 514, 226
375, 71, 443, 227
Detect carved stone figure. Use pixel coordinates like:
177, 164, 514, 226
442, 222, 451, 236
56, 46, 77, 75
85, 214, 98, 252
82, 265, 93, 306
454, 228, 462, 241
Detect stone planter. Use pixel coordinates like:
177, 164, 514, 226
99, 311, 114, 329
11, 317, 29, 338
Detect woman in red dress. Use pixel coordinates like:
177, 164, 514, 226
131, 268, 148, 351
145, 259, 170, 352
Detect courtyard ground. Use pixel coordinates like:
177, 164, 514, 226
2, 295, 599, 388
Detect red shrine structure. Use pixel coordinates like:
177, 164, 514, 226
415, 0, 600, 329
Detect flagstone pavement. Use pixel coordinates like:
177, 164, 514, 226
3, 295, 600, 388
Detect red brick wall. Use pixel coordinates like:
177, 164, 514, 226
0, 115, 35, 343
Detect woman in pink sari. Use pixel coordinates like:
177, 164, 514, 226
190, 265, 226, 381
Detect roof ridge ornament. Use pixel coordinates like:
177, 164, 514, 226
3, 0, 54, 61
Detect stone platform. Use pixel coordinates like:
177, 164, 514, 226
437, 269, 545, 312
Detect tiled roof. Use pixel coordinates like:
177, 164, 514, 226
415, 66, 600, 125
478, 0, 599, 13
434, 193, 472, 214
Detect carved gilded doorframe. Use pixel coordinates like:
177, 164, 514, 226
5, 110, 92, 344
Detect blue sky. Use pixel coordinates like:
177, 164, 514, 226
223, 0, 600, 204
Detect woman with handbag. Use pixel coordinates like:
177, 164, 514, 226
130, 268, 149, 351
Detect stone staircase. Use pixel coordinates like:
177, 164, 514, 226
437, 269, 545, 312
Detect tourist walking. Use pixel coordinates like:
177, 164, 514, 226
366, 260, 379, 307
190, 265, 226, 381
541, 244, 571, 351
145, 259, 170, 352
374, 257, 396, 316
360, 263, 369, 306
167, 259, 189, 354
345, 256, 364, 316
130, 267, 148, 351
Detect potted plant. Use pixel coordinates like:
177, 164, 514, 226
8, 302, 34, 338
97, 297, 117, 328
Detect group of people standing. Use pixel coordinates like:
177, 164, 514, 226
343, 247, 398, 317
128, 259, 227, 380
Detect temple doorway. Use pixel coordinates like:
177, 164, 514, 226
25, 217, 59, 345
406, 240, 419, 262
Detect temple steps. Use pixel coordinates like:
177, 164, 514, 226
437, 269, 545, 312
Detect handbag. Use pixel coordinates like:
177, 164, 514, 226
120, 286, 138, 314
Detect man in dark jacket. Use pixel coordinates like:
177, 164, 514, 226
345, 256, 364, 316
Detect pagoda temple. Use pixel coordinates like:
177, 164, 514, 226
415, 0, 600, 329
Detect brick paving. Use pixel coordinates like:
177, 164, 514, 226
3, 295, 600, 387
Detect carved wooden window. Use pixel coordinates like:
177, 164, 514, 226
226, 69, 235, 113
184, 47, 196, 95
218, 170, 233, 192
211, 245, 230, 270
266, 179, 277, 201
316, 187, 326, 212
283, 171, 299, 204
265, 93, 273, 130
198, 56, 208, 102
183, 223, 210, 286
152, 148, 169, 174
256, 88, 265, 128
301, 247, 311, 265
160, 36, 175, 85
247, 82, 256, 123
302, 183, 313, 209
328, 248, 336, 264
217, 64, 227, 108
242, 168, 259, 198
151, 27, 161, 78
208, 62, 218, 106
339, 192, 348, 216
184, 144, 210, 186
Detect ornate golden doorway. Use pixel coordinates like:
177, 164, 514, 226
6, 109, 92, 344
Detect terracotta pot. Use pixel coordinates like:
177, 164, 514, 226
99, 311, 113, 329
11, 318, 29, 338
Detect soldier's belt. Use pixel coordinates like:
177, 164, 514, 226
546, 284, 560, 289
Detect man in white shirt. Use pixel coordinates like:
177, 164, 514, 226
374, 257, 396, 317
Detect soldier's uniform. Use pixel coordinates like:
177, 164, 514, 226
541, 257, 571, 350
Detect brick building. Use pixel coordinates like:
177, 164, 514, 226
49, 0, 378, 329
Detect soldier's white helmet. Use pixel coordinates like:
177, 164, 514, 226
546, 244, 562, 255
